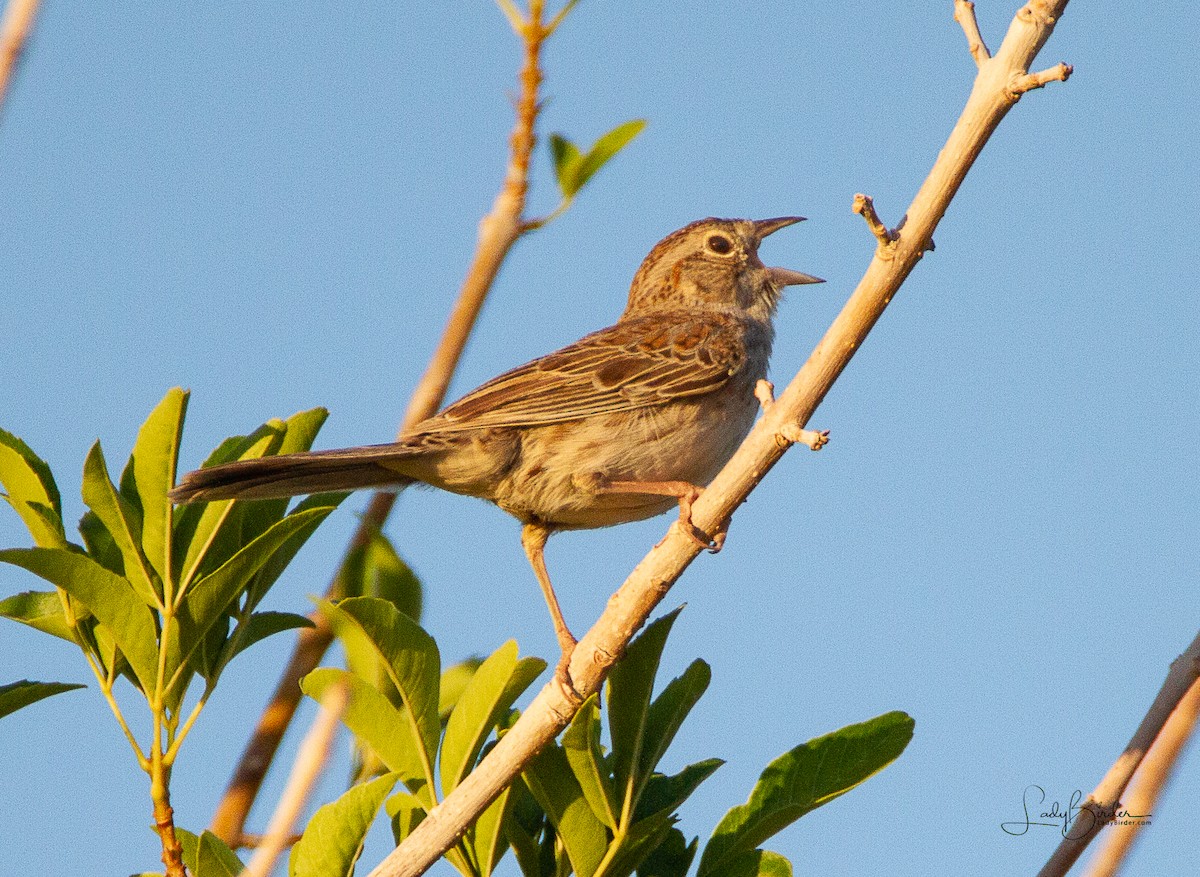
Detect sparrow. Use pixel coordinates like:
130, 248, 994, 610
170, 217, 822, 679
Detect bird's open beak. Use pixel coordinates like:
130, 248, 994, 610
754, 217, 824, 286
766, 266, 824, 286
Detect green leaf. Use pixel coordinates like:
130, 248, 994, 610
127, 388, 188, 585
438, 657, 483, 721
719, 850, 792, 877
503, 776, 546, 877
523, 742, 607, 877
237, 407, 330, 541
302, 667, 429, 799
634, 758, 723, 822
0, 548, 159, 691
289, 773, 398, 877
562, 694, 619, 828
441, 640, 545, 794
470, 785, 514, 877
171, 505, 336, 690
319, 596, 441, 775
0, 590, 75, 642
635, 827, 696, 877
555, 119, 647, 200
385, 790, 427, 846
0, 679, 85, 719
82, 441, 161, 608
341, 527, 422, 621
225, 611, 313, 662
601, 812, 674, 877
195, 830, 244, 877
176, 423, 285, 590
175, 827, 200, 874
639, 659, 710, 780
608, 607, 683, 800
78, 510, 124, 576
0, 428, 66, 548
697, 711, 915, 877
550, 133, 585, 198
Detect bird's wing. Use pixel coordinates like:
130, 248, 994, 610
414, 313, 747, 434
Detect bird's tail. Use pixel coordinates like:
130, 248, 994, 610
169, 444, 416, 503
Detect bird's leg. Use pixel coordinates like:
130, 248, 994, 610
520, 522, 579, 695
579, 474, 722, 552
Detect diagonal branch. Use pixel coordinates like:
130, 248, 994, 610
1039, 630, 1200, 877
0, 0, 40, 118
1082, 672, 1200, 877
367, 2, 1074, 875
208, 7, 551, 847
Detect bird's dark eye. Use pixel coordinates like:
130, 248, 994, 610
706, 234, 734, 255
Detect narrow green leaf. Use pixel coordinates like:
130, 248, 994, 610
0, 590, 75, 641
573, 119, 646, 196
289, 773, 398, 877
175, 506, 336, 674
176, 423, 284, 589
635, 827, 697, 877
320, 597, 441, 770
82, 441, 161, 608
0, 428, 66, 548
441, 640, 545, 794
608, 607, 683, 797
697, 711, 915, 877
341, 527, 422, 621
639, 659, 710, 780
502, 777, 546, 877
0, 547, 159, 691
195, 830, 244, 877
79, 510, 124, 576
438, 657, 482, 721
127, 388, 188, 585
523, 742, 607, 877
385, 790, 427, 845
599, 812, 673, 877
0, 679, 85, 719
301, 667, 428, 797
719, 850, 792, 877
470, 785, 513, 877
225, 611, 313, 662
549, 133, 585, 198
562, 694, 619, 828
175, 827, 201, 875
634, 758, 723, 822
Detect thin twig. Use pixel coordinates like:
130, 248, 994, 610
1038, 630, 1200, 877
0, 0, 38, 118
208, 3, 551, 849
954, 0, 991, 66
240, 681, 349, 877
852, 193, 896, 250
1083, 675, 1200, 877
367, 2, 1074, 875
1010, 61, 1073, 96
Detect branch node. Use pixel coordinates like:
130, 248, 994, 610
1009, 61, 1073, 97
779, 425, 830, 452
852, 193, 898, 252
954, 0, 991, 67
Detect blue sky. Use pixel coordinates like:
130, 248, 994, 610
1, 3, 1197, 875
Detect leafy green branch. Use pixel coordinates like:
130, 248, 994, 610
0, 389, 344, 876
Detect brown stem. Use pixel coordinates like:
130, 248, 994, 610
367, 2, 1074, 875
1083, 675, 1200, 877
1038, 630, 1200, 877
208, 8, 549, 849
0, 0, 39, 119
152, 766, 187, 877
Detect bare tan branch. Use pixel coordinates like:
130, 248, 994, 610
209, 8, 551, 847
1037, 630, 1200, 877
954, 0, 991, 66
852, 193, 896, 250
240, 681, 348, 877
0, 0, 40, 118
1083, 674, 1200, 877
1011, 61, 1073, 95
367, 2, 1075, 875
